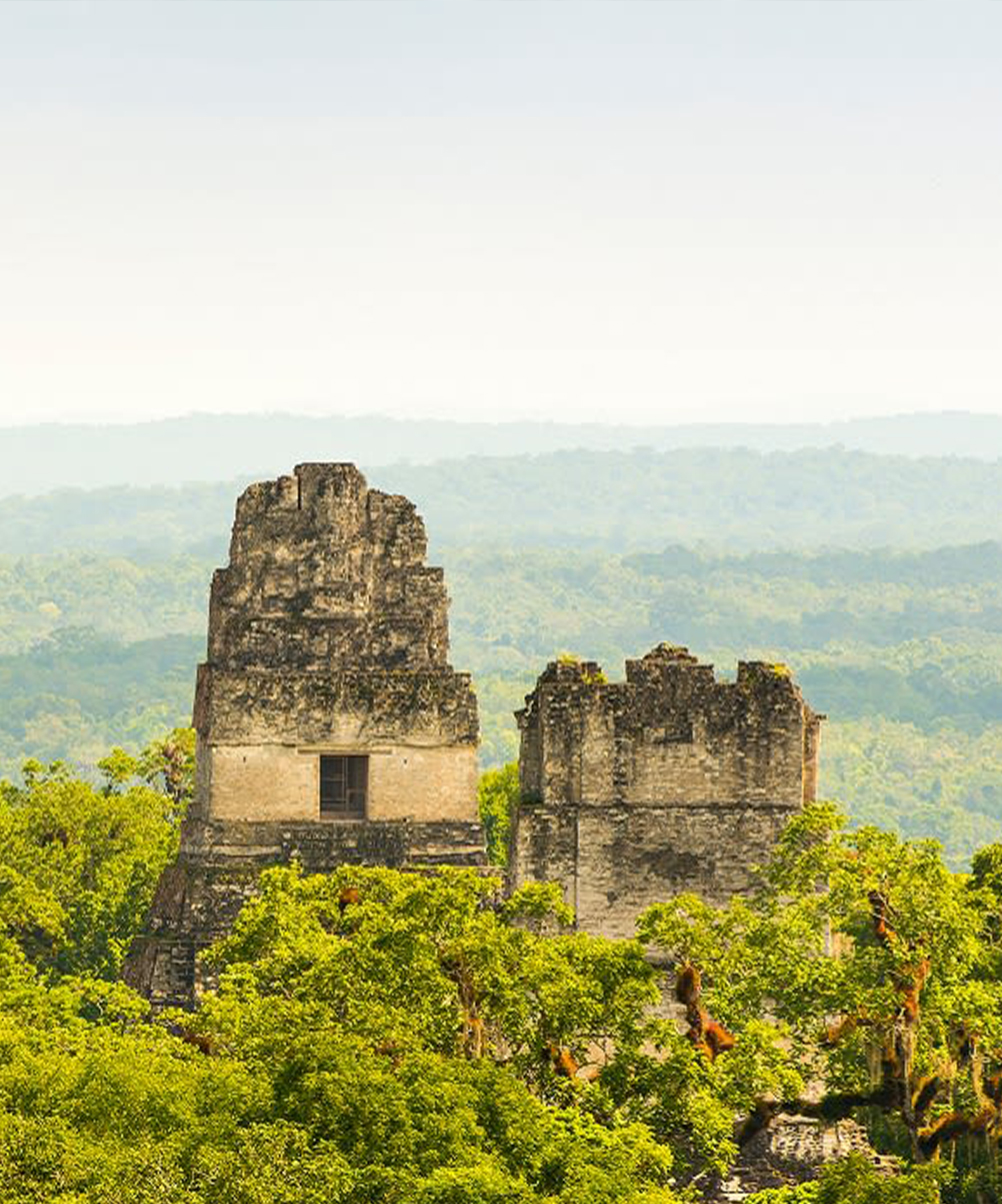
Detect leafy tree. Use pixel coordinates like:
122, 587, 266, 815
478, 762, 520, 865
0, 757, 180, 977
99, 727, 196, 810
970, 841, 1002, 901
190, 863, 682, 1201
639, 804, 1002, 1188
1, 746, 1002, 1199
137, 726, 195, 806
747, 1153, 941, 1202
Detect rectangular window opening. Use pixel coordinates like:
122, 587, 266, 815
319, 754, 368, 819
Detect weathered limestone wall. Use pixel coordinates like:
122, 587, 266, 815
128, 816, 490, 1007
191, 463, 479, 827
509, 645, 822, 937
125, 464, 484, 1008
207, 462, 450, 674
518, 648, 815, 809
202, 744, 478, 824
511, 801, 800, 940
190, 664, 479, 824
705, 1116, 891, 1201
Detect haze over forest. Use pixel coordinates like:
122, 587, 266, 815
4, 412, 1002, 868
6, 410, 1002, 497
3, 0, 1002, 1194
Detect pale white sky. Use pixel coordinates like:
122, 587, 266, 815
0, 0, 1000, 427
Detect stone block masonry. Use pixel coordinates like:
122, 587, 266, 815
125, 463, 824, 1004
507, 645, 822, 939
125, 464, 484, 1007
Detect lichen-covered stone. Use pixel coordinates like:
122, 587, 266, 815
705, 1116, 895, 1200
507, 644, 822, 937
126, 466, 824, 1007
125, 464, 484, 1007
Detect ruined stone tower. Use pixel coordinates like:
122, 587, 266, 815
507, 645, 822, 939
125, 464, 483, 1006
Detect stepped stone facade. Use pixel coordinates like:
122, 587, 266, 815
705, 1116, 892, 1201
507, 646, 822, 939
126, 462, 825, 1006
125, 463, 483, 1007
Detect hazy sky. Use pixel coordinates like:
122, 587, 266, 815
0, 0, 1000, 427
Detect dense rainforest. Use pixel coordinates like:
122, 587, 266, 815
0, 740, 997, 1202
6, 446, 1002, 555
4, 512, 1002, 863
4, 441, 1002, 1198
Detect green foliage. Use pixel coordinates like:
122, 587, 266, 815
970, 842, 1002, 900
11, 448, 1002, 1196
821, 719, 1002, 868
747, 1154, 941, 1202
136, 727, 196, 806
0, 749, 694, 1203
0, 752, 181, 978
96, 745, 142, 789
10, 537, 1002, 864
499, 881, 575, 930
98, 728, 194, 811
0, 626, 201, 780
478, 762, 520, 865
11, 446, 1002, 555
640, 804, 1002, 1180
0, 552, 215, 653
191, 860, 682, 1200
1, 753, 1002, 1199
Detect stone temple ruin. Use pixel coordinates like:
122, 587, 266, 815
125, 463, 484, 1006
127, 463, 822, 1006
508, 648, 822, 940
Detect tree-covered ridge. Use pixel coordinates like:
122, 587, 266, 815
5, 447, 1002, 555
6, 541, 1002, 862
0, 748, 995, 1201
0, 628, 201, 775
0, 553, 212, 652
9, 541, 1002, 669
5, 411, 1002, 500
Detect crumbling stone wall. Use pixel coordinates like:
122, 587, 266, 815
126, 464, 484, 1007
508, 645, 822, 938
705, 1116, 894, 1201
191, 462, 478, 826
127, 465, 824, 1005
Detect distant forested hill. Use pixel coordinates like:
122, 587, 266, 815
0, 628, 200, 773
4, 440, 1002, 864
3, 445, 1002, 554
4, 524, 1002, 864
4, 409, 1002, 497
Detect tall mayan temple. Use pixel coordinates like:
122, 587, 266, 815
125, 463, 825, 1003
125, 463, 483, 1007
507, 645, 822, 940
